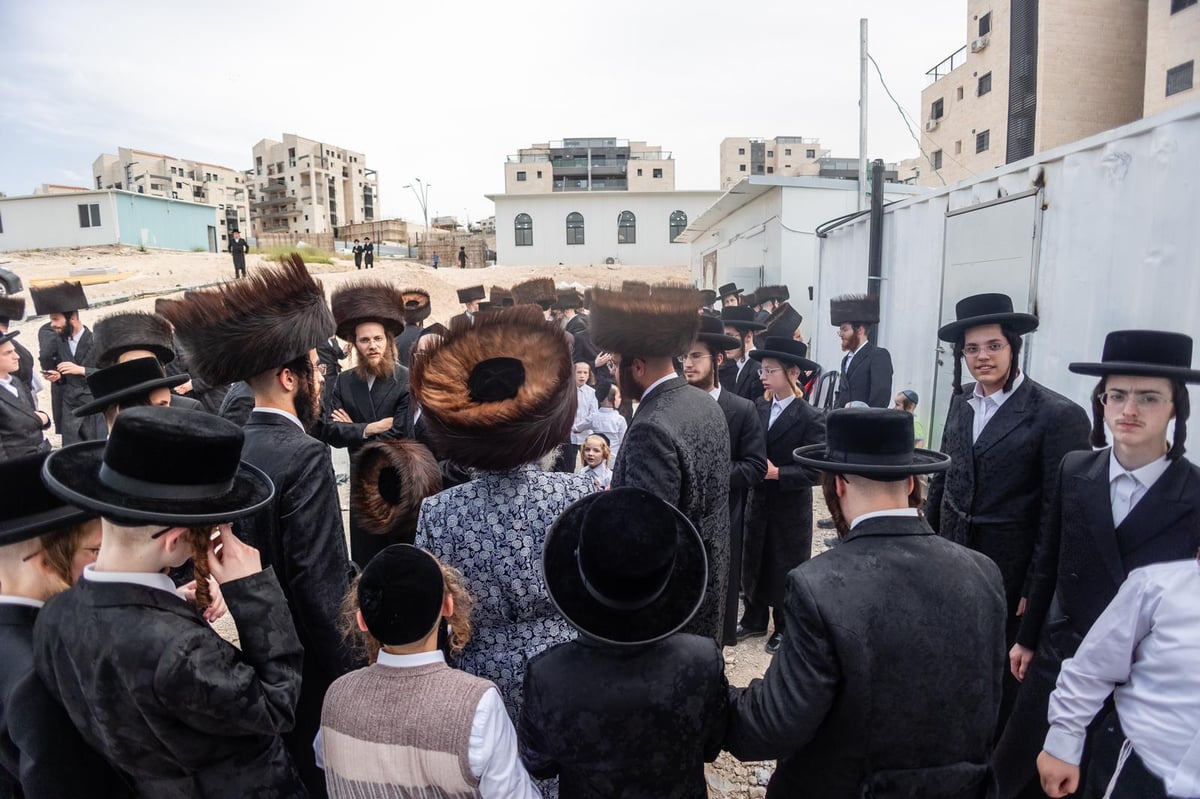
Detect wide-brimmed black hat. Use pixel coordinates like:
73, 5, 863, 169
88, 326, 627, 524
0, 452, 96, 546
332, 281, 407, 342
75, 358, 189, 416
1069, 330, 1200, 383
696, 314, 739, 351
718, 282, 743, 300
749, 336, 820, 373
0, 330, 19, 347
794, 408, 951, 478
937, 293, 1038, 342
358, 544, 445, 647
721, 306, 766, 332
42, 406, 274, 525
92, 311, 177, 367
456, 285, 486, 305
543, 487, 707, 646
30, 281, 89, 316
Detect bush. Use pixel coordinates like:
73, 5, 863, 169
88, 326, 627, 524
259, 245, 336, 265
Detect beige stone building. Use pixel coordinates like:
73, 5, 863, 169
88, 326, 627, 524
93, 148, 249, 244
503, 138, 675, 194
718, 137, 830, 189
33, 184, 90, 195
248, 134, 377, 237
1145, 0, 1198, 116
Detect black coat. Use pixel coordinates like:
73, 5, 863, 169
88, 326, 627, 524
218, 381, 256, 426
237, 411, 362, 796
10, 338, 34, 393
316, 338, 346, 381
35, 324, 62, 431
724, 359, 764, 404
448, 311, 473, 328
412, 411, 471, 491
0, 378, 48, 459
716, 388, 767, 642
727, 515, 1007, 799
228, 237, 249, 268
565, 314, 597, 367
164, 335, 227, 414
613, 377, 731, 642
33, 571, 307, 798
54, 328, 105, 445
519, 634, 729, 799
742, 397, 826, 609
395, 324, 422, 368
833, 340, 893, 408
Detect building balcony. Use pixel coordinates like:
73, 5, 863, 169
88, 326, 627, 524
927, 45, 966, 82
552, 178, 628, 192
507, 153, 552, 163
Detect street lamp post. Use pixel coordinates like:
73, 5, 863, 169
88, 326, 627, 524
402, 178, 431, 239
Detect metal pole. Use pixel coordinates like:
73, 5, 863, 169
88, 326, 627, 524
859, 18, 869, 212
866, 158, 885, 342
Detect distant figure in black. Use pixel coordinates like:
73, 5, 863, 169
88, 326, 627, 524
229, 230, 249, 279
352, 239, 363, 269
363, 237, 374, 269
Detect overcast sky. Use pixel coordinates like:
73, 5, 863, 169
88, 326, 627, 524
0, 0, 966, 224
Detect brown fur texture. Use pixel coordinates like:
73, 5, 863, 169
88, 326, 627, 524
589, 283, 702, 358
757, 285, 790, 303
830, 293, 880, 326
157, 253, 334, 385
332, 280, 407, 342
0, 296, 25, 324
621, 280, 652, 296
511, 277, 557, 308
351, 440, 443, 536
401, 289, 431, 324
185, 527, 212, 610
489, 286, 513, 307
411, 305, 575, 471
92, 311, 177, 367
30, 282, 89, 316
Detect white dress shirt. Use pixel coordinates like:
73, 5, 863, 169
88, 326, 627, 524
570, 384, 599, 444
0, 373, 18, 398
251, 406, 305, 431
967, 371, 1025, 443
82, 563, 184, 600
736, 356, 750, 379
640, 373, 676, 403
68, 329, 83, 358
768, 394, 795, 429
842, 340, 868, 373
587, 407, 627, 462
709, 386, 721, 400
849, 507, 920, 530
1108, 452, 1170, 527
0, 595, 45, 609
1045, 559, 1200, 796
314, 650, 541, 799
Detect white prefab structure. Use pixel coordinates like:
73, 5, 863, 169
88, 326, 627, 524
486, 190, 721, 267
677, 176, 924, 342
814, 100, 1200, 447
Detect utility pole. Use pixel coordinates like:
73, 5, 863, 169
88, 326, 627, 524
859, 18, 869, 212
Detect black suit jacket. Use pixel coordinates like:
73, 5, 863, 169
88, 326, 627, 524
395, 324, 422, 368
728, 358, 765, 404
322, 364, 412, 452
316, 338, 346, 381
716, 388, 767, 642
55, 327, 97, 411
10, 338, 34, 391
727, 515, 1006, 799
0, 378, 48, 459
834, 340, 893, 408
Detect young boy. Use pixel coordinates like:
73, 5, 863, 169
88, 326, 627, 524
585, 383, 626, 462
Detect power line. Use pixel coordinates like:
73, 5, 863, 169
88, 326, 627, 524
865, 51, 952, 186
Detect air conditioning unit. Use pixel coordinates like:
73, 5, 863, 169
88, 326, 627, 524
925, 119, 940, 132
970, 35, 989, 53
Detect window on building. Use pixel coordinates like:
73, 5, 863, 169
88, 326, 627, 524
176, 182, 183, 189
516, 171, 527, 181
96, 176, 102, 189
515, 213, 533, 246
767, 150, 774, 157
957, 86, 964, 100
1171, 0, 1196, 11
137, 186, 144, 194
767, 166, 774, 174
150, 183, 161, 190
1167, 61, 1194, 96
617, 210, 636, 244
978, 72, 992, 96
806, 149, 816, 158
979, 12, 991, 35
739, 164, 746, 172
976, 129, 991, 153
932, 150, 943, 170
537, 170, 543, 178
171, 191, 178, 199
637, 168, 643, 176
78, 203, 101, 228
566, 212, 585, 245
931, 98, 945, 119
785, 148, 792, 156
955, 140, 963, 155
652, 168, 663, 178
738, 147, 745, 155
669, 210, 687, 242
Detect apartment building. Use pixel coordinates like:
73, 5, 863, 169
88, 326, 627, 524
33, 184, 90, 195
1146, 0, 1198, 116
718, 137, 830, 189
93, 147, 249, 243
248, 134, 377, 237
503, 138, 675, 194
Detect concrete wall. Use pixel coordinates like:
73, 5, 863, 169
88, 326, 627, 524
114, 192, 216, 251
719, 137, 824, 189
0, 191, 120, 251
1145, 0, 1200, 116
504, 161, 554, 194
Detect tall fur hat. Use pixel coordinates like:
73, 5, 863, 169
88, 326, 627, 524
411, 305, 575, 471
332, 280, 406, 342
401, 288, 431, 325
92, 311, 177, 367
351, 440, 443, 537
158, 254, 334, 385
621, 280, 652, 297
555, 288, 585, 311
0, 296, 25, 325
764, 302, 803, 339
757, 285, 790, 303
30, 282, 88, 316
589, 283, 701, 358
456, 285, 486, 305
830, 293, 880, 326
511, 278, 558, 309
490, 286, 513, 307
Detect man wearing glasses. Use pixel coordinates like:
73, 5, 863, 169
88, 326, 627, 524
925, 293, 1090, 739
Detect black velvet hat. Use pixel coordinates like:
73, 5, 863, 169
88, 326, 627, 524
456, 285, 486, 304
92, 311, 177, 367
718, 282, 743, 300
696, 314, 739, 351
358, 544, 445, 647
351, 440, 443, 537
401, 289, 432, 325
749, 336, 820, 373
937, 293, 1038, 342
42, 406, 274, 525
0, 296, 25, 325
794, 408, 951, 478
721, 305, 766, 332
830, 294, 880, 327
0, 452, 96, 546
1069, 330, 1200, 383
764, 303, 803, 339
75, 358, 189, 416
332, 280, 407, 342
30, 281, 89, 316
543, 487, 707, 646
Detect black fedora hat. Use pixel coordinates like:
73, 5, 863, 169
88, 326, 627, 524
749, 336, 820, 373
721, 306, 766, 332
0, 329, 19, 347
1069, 330, 1200, 383
42, 406, 274, 525
794, 408, 951, 478
0, 452, 96, 546
718, 282, 743, 300
75, 358, 189, 417
696, 314, 739, 351
543, 487, 707, 646
937, 293, 1038, 342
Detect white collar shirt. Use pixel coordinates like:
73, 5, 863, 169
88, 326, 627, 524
68, 328, 83, 357
967, 371, 1025, 443
850, 507, 920, 529
82, 563, 183, 600
640, 373, 676, 403
736, 355, 750, 378
709, 386, 721, 400
0, 374, 17, 398
842, 339, 869, 372
0, 595, 45, 609
571, 384, 600, 444
1109, 452, 1171, 527
768, 394, 795, 429
252, 406, 306, 431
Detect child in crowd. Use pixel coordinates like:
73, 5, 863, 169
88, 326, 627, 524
320, 544, 540, 799
892, 389, 926, 447
585, 383, 627, 462
579, 433, 612, 490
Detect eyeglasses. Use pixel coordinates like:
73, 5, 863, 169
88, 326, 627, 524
1099, 390, 1170, 409
676, 353, 713, 364
21, 547, 43, 563
314, 363, 328, 375
962, 341, 1008, 357
758, 367, 783, 377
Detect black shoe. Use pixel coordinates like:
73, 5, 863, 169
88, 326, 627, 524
735, 623, 768, 642
765, 632, 783, 655
817, 517, 836, 529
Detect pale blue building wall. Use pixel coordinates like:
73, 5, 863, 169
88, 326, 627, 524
114, 191, 216, 251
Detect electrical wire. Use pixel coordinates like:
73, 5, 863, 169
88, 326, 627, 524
866, 51, 959, 186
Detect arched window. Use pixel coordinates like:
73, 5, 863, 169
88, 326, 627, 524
566, 212, 585, 245
617, 210, 636, 244
669, 210, 688, 242
514, 213, 533, 246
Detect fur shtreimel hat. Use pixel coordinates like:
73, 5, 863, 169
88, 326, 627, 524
30, 282, 88, 316
332, 280, 407, 342
589, 283, 701, 358
92, 311, 177, 367
490, 286, 514, 307
757, 285, 790, 303
401, 288, 431, 325
0, 296, 25, 325
456, 285, 486, 305
157, 254, 334, 386
555, 288, 584, 311
411, 305, 575, 471
511, 278, 558, 309
621, 280, 652, 297
351, 440, 443, 537
830, 293, 880, 326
